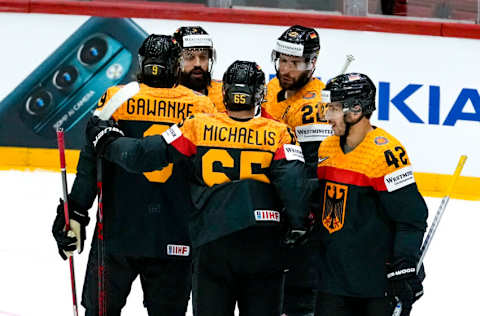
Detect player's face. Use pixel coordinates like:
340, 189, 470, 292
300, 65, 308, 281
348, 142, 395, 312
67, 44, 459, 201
326, 102, 347, 136
182, 49, 209, 75
180, 48, 210, 91
277, 54, 313, 90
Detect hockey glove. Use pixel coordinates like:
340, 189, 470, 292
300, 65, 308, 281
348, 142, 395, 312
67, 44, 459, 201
386, 258, 424, 316
283, 210, 316, 247
52, 198, 90, 260
86, 116, 124, 156
283, 227, 308, 247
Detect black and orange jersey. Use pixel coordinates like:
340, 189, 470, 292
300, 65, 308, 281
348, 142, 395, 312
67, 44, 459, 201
263, 77, 331, 173
314, 127, 428, 297
69, 83, 215, 258
98, 83, 216, 124
104, 112, 310, 247
164, 112, 300, 185
206, 79, 225, 112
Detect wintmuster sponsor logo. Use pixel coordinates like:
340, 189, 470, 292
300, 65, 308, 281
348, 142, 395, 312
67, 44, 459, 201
274, 40, 304, 57
384, 166, 415, 192
283, 144, 305, 162
162, 125, 182, 144
295, 124, 333, 142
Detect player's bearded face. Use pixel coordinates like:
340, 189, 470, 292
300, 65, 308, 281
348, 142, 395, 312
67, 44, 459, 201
277, 54, 313, 90
180, 49, 210, 92
326, 102, 347, 136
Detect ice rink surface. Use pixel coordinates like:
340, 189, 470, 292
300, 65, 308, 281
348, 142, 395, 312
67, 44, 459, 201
0, 170, 478, 316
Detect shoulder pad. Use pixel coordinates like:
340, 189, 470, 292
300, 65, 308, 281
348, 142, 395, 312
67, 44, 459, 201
371, 129, 415, 192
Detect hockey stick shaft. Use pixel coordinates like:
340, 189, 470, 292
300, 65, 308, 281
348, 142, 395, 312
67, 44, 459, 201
416, 154, 467, 270
96, 158, 106, 316
56, 129, 79, 316
279, 269, 288, 315
340, 54, 355, 74
392, 155, 467, 316
92, 81, 139, 316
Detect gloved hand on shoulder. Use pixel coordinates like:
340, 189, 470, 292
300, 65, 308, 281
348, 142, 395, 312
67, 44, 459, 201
86, 116, 124, 156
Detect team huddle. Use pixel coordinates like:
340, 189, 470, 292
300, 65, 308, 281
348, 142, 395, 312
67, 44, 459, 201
52, 25, 428, 316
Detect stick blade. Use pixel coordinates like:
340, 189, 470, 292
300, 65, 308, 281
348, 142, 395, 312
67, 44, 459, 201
94, 81, 140, 120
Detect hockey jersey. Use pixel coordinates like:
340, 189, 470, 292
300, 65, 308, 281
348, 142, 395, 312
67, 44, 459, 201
69, 83, 215, 258
206, 79, 225, 112
314, 127, 428, 297
263, 77, 331, 173
103, 112, 310, 248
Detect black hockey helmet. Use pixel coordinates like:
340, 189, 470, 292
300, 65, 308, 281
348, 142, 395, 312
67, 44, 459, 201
272, 25, 320, 65
137, 34, 181, 88
322, 73, 376, 115
173, 26, 216, 72
222, 61, 265, 111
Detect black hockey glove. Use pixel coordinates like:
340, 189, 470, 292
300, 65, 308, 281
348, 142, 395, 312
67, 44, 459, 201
283, 211, 316, 247
52, 198, 90, 260
386, 258, 424, 316
86, 116, 124, 156
283, 228, 307, 246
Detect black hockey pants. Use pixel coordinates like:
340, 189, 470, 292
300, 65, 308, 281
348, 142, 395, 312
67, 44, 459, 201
192, 226, 285, 316
82, 240, 191, 316
315, 292, 395, 316
281, 243, 319, 316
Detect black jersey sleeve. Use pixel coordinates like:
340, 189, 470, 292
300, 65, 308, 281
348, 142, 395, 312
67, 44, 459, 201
270, 129, 310, 229
68, 143, 98, 211
103, 120, 196, 173
372, 138, 428, 260
103, 135, 172, 173
271, 158, 310, 229
379, 183, 428, 260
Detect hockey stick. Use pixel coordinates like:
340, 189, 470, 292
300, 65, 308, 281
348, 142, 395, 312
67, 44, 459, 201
56, 129, 79, 316
94, 81, 140, 120
96, 158, 106, 316
392, 155, 467, 316
93, 81, 140, 316
340, 54, 355, 74
279, 268, 289, 316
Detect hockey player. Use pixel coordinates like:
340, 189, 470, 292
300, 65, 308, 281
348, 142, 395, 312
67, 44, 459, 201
85, 60, 310, 316
173, 26, 224, 111
314, 73, 427, 316
263, 24, 328, 316
263, 25, 331, 175
52, 34, 216, 316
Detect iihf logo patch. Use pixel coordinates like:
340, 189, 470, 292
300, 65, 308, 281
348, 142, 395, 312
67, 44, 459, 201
254, 210, 280, 222
167, 244, 190, 257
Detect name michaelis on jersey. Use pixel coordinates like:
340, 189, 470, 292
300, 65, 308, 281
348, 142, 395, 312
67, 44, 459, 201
203, 124, 276, 146
127, 98, 194, 120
